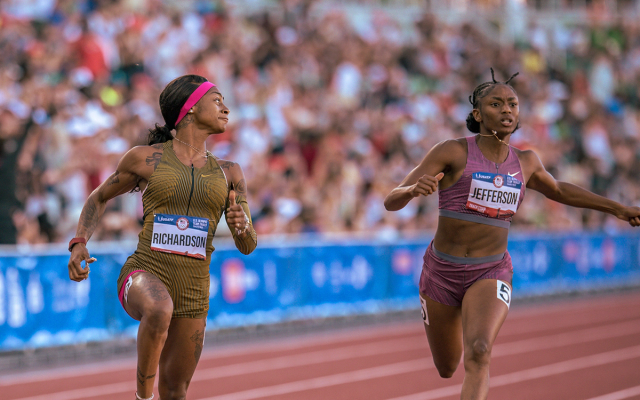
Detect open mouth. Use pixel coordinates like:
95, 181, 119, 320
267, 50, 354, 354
500, 119, 513, 127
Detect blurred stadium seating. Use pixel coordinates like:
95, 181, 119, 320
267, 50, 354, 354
0, 0, 639, 246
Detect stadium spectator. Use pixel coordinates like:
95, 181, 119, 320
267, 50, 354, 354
1, 0, 639, 245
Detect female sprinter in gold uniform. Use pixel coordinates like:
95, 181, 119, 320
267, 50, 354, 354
67, 75, 257, 400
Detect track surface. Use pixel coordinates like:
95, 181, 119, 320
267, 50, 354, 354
2, 292, 640, 400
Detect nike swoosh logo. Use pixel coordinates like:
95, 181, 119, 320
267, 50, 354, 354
507, 172, 520, 177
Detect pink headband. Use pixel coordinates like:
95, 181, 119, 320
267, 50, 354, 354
175, 81, 216, 126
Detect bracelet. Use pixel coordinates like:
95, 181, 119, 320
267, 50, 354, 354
68, 237, 87, 252
135, 392, 154, 400
236, 214, 250, 235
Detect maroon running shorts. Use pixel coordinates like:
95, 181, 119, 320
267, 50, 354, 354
419, 242, 513, 307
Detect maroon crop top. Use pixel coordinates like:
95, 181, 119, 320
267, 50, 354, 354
438, 136, 526, 229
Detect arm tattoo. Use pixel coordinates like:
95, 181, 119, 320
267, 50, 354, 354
235, 178, 247, 197
106, 171, 120, 186
218, 161, 235, 171
79, 198, 99, 234
137, 366, 156, 386
151, 143, 163, 149
146, 152, 163, 171
190, 330, 205, 363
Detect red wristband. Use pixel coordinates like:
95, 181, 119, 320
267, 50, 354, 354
68, 237, 87, 252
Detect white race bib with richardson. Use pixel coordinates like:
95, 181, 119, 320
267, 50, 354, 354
466, 172, 522, 218
151, 213, 209, 259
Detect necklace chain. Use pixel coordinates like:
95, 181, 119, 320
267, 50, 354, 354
174, 137, 208, 159
478, 130, 509, 146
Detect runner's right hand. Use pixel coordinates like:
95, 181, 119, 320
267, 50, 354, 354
410, 172, 444, 197
68, 244, 96, 282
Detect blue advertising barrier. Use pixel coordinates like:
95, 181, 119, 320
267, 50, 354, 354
0, 231, 639, 351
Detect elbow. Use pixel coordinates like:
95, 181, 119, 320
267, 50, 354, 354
384, 199, 401, 212
383, 196, 395, 211
384, 188, 408, 211
237, 234, 257, 255
240, 243, 256, 255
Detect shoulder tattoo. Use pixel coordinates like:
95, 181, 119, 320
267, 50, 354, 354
146, 152, 163, 171
106, 170, 120, 186
218, 161, 236, 171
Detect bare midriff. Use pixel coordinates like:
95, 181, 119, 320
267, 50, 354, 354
433, 216, 509, 258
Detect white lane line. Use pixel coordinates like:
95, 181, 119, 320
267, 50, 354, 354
0, 322, 420, 386
9, 338, 426, 400
11, 382, 136, 400
493, 319, 640, 357
193, 337, 425, 381
4, 304, 632, 387
386, 345, 640, 400
508, 292, 640, 320
12, 319, 640, 400
4, 294, 638, 386
500, 304, 639, 337
197, 359, 430, 400
585, 385, 640, 400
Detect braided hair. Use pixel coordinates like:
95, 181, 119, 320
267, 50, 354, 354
465, 68, 519, 133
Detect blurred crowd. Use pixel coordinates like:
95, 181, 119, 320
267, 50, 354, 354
1, 0, 640, 245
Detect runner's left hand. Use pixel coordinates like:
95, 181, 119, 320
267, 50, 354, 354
226, 189, 248, 236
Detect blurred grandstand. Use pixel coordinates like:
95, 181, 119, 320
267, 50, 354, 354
1, 0, 640, 246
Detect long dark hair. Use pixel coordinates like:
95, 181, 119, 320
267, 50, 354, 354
147, 74, 208, 145
465, 68, 519, 133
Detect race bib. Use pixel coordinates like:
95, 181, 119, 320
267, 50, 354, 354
150, 214, 209, 259
466, 172, 522, 218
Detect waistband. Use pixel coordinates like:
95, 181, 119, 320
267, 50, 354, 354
432, 244, 505, 265
439, 209, 511, 229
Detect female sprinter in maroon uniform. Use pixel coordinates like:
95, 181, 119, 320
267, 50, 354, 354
384, 70, 640, 400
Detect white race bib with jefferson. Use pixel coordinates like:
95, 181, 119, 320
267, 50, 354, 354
150, 214, 209, 259
466, 172, 522, 218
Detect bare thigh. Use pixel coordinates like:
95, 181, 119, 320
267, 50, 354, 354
461, 279, 511, 360
158, 317, 207, 396
124, 272, 173, 321
421, 293, 463, 376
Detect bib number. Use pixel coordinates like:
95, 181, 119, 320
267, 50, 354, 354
151, 214, 209, 259
497, 280, 511, 308
420, 295, 429, 325
466, 172, 522, 217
